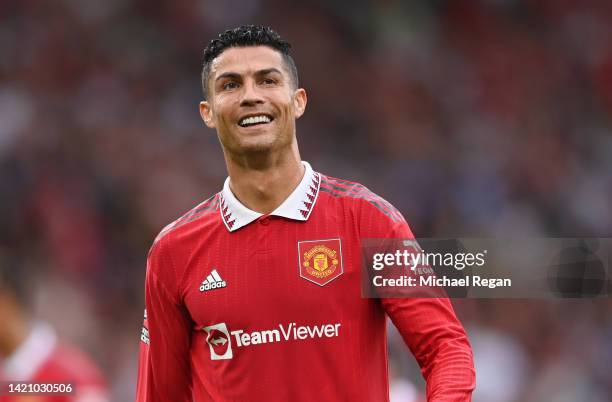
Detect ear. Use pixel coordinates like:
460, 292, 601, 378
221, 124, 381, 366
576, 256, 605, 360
293, 88, 307, 119
199, 101, 216, 128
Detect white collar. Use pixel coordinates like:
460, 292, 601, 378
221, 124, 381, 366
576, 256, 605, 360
220, 161, 321, 232
3, 322, 57, 380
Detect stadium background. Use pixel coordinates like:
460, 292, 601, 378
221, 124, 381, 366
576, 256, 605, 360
1, 0, 611, 401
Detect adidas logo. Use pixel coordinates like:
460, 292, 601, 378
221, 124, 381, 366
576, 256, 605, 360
199, 269, 227, 292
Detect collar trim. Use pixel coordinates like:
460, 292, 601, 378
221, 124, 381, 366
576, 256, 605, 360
220, 161, 320, 232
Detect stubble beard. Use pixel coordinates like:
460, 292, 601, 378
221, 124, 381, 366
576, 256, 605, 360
220, 123, 295, 159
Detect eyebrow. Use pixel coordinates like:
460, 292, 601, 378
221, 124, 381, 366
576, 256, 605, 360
256, 68, 283, 77
215, 68, 283, 82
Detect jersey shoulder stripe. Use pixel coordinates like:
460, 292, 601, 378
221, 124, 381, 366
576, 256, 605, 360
320, 175, 404, 223
152, 193, 220, 246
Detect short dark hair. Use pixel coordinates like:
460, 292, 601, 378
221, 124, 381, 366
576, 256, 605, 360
201, 25, 299, 100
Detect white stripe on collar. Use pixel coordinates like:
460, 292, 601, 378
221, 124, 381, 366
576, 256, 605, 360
220, 161, 321, 232
3, 322, 57, 380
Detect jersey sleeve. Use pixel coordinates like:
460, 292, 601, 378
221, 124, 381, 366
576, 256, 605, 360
136, 237, 193, 402
360, 201, 476, 401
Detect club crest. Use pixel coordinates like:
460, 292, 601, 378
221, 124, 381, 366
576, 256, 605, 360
298, 238, 343, 286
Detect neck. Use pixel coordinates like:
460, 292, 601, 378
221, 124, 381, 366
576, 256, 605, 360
224, 143, 304, 214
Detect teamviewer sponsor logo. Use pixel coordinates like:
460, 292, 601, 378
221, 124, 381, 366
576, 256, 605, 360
200, 269, 227, 292
203, 323, 233, 360
202, 322, 341, 360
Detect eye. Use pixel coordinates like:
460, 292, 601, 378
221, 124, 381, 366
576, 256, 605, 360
222, 81, 239, 90
262, 78, 276, 85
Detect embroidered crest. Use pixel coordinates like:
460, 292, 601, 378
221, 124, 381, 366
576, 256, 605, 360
298, 239, 343, 286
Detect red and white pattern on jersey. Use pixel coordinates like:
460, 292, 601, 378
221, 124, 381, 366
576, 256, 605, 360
219, 162, 321, 232
298, 171, 320, 219
219, 196, 236, 231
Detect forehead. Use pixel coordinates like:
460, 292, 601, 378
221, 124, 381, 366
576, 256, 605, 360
210, 45, 286, 78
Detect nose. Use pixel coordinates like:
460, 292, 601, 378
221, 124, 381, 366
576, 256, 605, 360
239, 80, 264, 106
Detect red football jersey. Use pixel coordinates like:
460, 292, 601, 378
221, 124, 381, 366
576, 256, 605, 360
0, 323, 109, 402
136, 162, 475, 402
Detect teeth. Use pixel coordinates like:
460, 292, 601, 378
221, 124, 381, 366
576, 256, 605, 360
240, 115, 271, 127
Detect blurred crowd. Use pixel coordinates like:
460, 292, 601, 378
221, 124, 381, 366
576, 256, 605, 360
1, 0, 611, 401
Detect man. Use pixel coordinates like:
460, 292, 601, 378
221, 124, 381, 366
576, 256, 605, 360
136, 25, 475, 401
0, 255, 109, 402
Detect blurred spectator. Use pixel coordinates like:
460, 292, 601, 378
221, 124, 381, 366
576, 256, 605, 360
0, 255, 109, 401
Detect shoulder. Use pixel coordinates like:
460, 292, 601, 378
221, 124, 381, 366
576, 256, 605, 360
144, 193, 222, 299
319, 174, 405, 224
150, 192, 221, 252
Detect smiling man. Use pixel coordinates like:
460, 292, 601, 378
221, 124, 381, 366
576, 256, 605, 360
135, 25, 475, 402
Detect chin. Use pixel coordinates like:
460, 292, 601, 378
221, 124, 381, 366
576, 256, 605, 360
239, 132, 289, 152
238, 141, 278, 155
221, 128, 292, 156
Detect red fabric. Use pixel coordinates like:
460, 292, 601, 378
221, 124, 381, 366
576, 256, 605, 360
136, 173, 475, 402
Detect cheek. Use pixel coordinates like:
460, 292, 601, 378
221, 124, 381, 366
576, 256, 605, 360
213, 102, 235, 125
279, 97, 296, 119
219, 114, 234, 126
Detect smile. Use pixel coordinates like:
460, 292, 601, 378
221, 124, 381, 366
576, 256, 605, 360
238, 114, 274, 127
